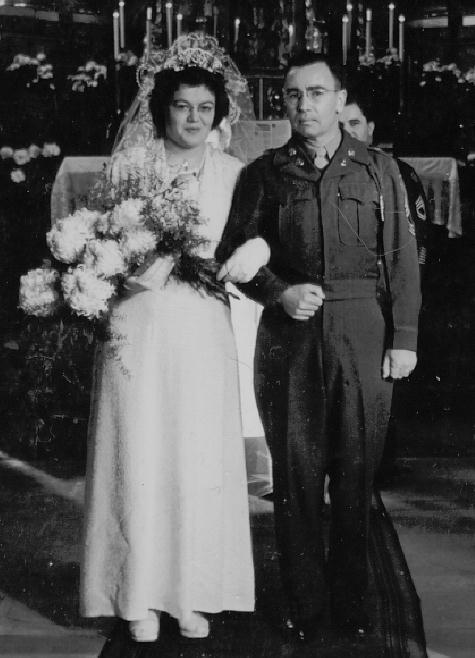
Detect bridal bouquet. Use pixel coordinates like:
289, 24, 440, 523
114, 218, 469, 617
19, 172, 226, 324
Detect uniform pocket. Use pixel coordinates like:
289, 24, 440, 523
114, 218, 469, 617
278, 186, 314, 243
337, 183, 378, 248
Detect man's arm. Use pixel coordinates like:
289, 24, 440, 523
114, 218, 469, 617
215, 159, 289, 307
380, 154, 422, 353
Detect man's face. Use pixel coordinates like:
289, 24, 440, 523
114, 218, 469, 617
284, 62, 347, 141
339, 102, 375, 144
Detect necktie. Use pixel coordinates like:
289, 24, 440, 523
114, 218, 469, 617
313, 145, 328, 169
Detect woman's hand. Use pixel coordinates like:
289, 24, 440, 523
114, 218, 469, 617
216, 238, 270, 284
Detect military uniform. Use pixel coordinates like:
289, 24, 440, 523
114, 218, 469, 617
216, 131, 421, 625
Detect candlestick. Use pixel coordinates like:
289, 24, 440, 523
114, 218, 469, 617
365, 8, 372, 60
113, 11, 120, 61
146, 7, 152, 57
234, 17, 240, 48
342, 14, 348, 66
213, 6, 218, 38
165, 2, 173, 47
398, 14, 405, 62
119, 1, 125, 50
177, 12, 182, 38
388, 3, 395, 51
204, 0, 212, 17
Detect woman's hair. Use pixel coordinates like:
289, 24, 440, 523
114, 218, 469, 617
150, 67, 230, 136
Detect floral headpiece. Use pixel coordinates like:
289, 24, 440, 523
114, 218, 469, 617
137, 33, 248, 125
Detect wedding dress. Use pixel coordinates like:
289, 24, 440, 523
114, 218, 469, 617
80, 139, 254, 621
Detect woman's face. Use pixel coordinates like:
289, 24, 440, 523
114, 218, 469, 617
165, 84, 216, 149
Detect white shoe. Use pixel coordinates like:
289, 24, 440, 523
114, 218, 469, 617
179, 611, 210, 639
128, 610, 161, 642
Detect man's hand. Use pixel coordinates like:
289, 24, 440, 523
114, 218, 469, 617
382, 349, 417, 380
279, 284, 325, 320
217, 237, 270, 283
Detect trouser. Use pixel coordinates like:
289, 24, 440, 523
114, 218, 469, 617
255, 296, 393, 622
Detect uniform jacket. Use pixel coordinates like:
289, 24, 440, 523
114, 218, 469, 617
216, 131, 421, 352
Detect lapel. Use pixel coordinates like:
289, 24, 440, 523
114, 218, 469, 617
273, 137, 321, 183
323, 131, 371, 180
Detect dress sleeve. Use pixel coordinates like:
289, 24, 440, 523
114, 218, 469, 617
216, 158, 289, 307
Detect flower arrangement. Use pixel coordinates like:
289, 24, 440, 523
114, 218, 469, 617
0, 142, 61, 184
19, 171, 227, 324
67, 60, 107, 92
421, 60, 475, 86
6, 52, 54, 89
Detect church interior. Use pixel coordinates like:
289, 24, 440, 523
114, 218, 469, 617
1, 1, 475, 657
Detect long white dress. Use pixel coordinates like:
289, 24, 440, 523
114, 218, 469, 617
80, 140, 254, 621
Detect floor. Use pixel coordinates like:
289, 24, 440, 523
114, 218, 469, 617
1, 452, 475, 658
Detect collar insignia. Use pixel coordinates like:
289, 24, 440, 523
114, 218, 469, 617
348, 149, 355, 157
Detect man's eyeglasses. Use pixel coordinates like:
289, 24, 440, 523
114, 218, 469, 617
283, 87, 340, 107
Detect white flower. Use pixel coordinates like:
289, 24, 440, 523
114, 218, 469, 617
84, 60, 97, 71
62, 266, 116, 319
28, 144, 41, 159
47, 208, 98, 263
15, 54, 31, 66
1, 146, 13, 159
38, 64, 53, 80
83, 239, 128, 278
120, 228, 156, 263
42, 142, 61, 157
36, 52, 46, 62
11, 168, 26, 183
109, 198, 145, 234
19, 267, 60, 317
12, 149, 30, 166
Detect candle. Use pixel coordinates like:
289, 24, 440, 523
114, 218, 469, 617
346, 3, 352, 46
119, 1, 125, 50
365, 8, 372, 59
388, 3, 395, 51
398, 14, 405, 62
288, 23, 294, 50
146, 7, 152, 56
213, 6, 218, 38
342, 14, 348, 66
165, 2, 173, 47
113, 11, 120, 61
177, 12, 182, 38
234, 17, 240, 48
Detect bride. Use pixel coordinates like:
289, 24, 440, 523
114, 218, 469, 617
80, 36, 268, 643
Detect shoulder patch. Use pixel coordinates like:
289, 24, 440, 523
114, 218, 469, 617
415, 195, 427, 222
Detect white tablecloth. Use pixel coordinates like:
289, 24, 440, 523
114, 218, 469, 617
399, 156, 462, 237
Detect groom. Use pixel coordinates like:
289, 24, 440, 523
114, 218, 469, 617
216, 52, 420, 640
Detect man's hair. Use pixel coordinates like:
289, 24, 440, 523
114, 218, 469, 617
345, 86, 376, 123
285, 52, 346, 90
150, 66, 229, 136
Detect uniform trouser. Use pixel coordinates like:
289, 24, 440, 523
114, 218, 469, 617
255, 296, 393, 622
